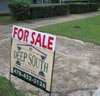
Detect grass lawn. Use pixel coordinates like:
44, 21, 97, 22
35, 16, 100, 45
0, 16, 13, 23
0, 76, 26, 96
0, 16, 32, 24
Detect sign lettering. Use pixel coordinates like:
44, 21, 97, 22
12, 25, 56, 52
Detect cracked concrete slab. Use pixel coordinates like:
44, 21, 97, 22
0, 36, 100, 96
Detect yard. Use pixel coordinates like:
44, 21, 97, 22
0, 76, 26, 96
0, 14, 100, 45
0, 16, 32, 24
0, 16, 12, 23
0, 10, 100, 96
35, 16, 100, 45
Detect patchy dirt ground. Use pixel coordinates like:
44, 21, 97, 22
0, 12, 100, 96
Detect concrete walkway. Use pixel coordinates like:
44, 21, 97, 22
20, 12, 100, 29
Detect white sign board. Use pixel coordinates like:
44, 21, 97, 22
11, 25, 56, 93
12, 25, 56, 52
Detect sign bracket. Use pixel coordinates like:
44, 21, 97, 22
49, 51, 56, 96
9, 73, 18, 96
9, 38, 18, 96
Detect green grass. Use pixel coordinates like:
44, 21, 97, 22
35, 16, 100, 45
0, 76, 26, 96
0, 16, 32, 24
0, 16, 12, 23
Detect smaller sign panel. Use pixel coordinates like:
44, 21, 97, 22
12, 25, 56, 52
11, 39, 55, 92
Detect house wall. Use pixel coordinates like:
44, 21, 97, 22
0, 0, 9, 11
0, 0, 33, 11
0, 0, 52, 12
29, 0, 33, 3
32, 0, 51, 3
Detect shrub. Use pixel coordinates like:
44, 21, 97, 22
8, 2, 99, 21
69, 3, 99, 14
30, 4, 69, 19
8, 0, 31, 21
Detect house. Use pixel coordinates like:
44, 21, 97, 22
0, 0, 9, 11
0, 0, 52, 12
1, 0, 89, 12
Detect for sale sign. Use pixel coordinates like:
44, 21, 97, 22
12, 25, 56, 52
11, 25, 56, 93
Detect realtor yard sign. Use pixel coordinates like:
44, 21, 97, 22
12, 25, 56, 52
10, 25, 56, 93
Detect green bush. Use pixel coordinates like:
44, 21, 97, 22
69, 3, 99, 14
8, 2, 99, 21
8, 0, 31, 20
30, 4, 69, 19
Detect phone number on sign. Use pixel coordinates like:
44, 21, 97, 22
13, 67, 46, 90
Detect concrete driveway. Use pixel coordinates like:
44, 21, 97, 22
0, 12, 100, 96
